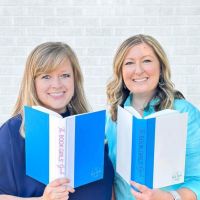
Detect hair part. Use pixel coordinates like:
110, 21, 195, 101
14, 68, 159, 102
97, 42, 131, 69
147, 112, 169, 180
107, 34, 184, 121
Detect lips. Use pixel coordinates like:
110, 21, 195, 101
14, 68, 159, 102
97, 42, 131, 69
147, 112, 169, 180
48, 92, 65, 97
133, 77, 148, 82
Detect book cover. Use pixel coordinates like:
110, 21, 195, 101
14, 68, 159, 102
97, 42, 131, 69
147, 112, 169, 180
24, 106, 105, 188
116, 105, 188, 189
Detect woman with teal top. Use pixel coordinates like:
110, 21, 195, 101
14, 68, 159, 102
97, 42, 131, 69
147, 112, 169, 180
106, 34, 200, 200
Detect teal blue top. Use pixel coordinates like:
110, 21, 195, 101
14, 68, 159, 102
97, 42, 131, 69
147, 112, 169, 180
105, 95, 200, 200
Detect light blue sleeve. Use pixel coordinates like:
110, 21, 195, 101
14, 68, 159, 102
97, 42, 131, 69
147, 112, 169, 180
105, 110, 117, 168
181, 103, 200, 199
105, 110, 135, 200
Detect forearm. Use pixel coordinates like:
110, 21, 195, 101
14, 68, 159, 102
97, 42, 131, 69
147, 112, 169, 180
178, 188, 196, 200
0, 195, 42, 200
131, 181, 197, 200
147, 188, 196, 200
166, 188, 196, 200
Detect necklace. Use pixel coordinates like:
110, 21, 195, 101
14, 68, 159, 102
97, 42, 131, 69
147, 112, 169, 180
133, 103, 146, 112
134, 106, 144, 112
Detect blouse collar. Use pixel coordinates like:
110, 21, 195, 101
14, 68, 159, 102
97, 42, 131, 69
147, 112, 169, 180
123, 93, 159, 117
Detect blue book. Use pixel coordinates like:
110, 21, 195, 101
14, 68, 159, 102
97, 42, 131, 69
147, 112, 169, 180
24, 106, 105, 188
116, 106, 188, 189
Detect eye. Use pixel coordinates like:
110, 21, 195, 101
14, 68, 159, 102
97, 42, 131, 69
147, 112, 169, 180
124, 61, 134, 65
60, 73, 70, 78
143, 59, 152, 63
41, 75, 51, 79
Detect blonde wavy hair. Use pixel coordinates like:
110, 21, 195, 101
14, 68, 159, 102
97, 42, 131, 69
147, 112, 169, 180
13, 42, 90, 136
107, 34, 184, 121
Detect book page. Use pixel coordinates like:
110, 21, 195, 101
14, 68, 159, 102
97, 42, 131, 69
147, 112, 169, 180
116, 106, 133, 183
33, 106, 61, 118
153, 112, 187, 188
144, 109, 178, 119
124, 106, 142, 119
63, 109, 105, 119
124, 106, 178, 119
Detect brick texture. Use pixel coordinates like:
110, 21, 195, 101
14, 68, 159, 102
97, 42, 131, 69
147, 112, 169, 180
0, 0, 200, 124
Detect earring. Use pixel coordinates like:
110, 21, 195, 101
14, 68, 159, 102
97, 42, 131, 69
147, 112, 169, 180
158, 76, 165, 86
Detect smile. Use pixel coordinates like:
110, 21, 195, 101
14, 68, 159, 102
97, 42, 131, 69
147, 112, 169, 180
48, 92, 65, 97
133, 78, 148, 82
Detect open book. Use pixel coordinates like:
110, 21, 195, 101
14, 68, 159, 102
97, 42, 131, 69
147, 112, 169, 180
24, 106, 105, 188
116, 105, 188, 189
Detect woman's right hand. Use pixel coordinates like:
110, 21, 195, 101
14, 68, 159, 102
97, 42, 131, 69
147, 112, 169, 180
42, 178, 75, 200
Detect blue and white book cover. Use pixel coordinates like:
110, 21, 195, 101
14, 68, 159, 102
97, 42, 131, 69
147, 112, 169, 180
24, 106, 105, 188
116, 105, 187, 189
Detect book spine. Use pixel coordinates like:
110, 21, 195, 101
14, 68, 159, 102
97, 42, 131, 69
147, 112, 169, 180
131, 117, 147, 185
49, 117, 66, 182
65, 116, 75, 188
145, 118, 156, 189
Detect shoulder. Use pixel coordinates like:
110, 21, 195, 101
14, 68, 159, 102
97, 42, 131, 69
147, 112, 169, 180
0, 115, 22, 142
174, 99, 200, 115
174, 99, 199, 111
0, 115, 23, 195
174, 99, 200, 140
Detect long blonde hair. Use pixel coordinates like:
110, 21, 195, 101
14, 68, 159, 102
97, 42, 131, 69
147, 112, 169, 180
13, 42, 90, 135
107, 34, 184, 121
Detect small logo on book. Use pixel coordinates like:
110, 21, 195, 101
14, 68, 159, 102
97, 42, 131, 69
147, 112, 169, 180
91, 168, 102, 178
172, 171, 183, 182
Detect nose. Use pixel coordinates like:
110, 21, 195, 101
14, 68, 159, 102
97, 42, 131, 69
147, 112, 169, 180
134, 63, 144, 75
51, 77, 62, 88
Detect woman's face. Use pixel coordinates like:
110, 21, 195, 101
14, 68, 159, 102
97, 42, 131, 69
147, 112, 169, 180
122, 42, 160, 98
35, 59, 74, 114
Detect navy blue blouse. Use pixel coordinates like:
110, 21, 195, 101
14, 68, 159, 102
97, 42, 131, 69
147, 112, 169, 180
0, 115, 114, 199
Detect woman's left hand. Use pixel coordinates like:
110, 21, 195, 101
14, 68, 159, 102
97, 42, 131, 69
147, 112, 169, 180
130, 181, 172, 200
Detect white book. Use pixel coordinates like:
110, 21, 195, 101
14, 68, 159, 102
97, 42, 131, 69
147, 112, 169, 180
116, 105, 188, 189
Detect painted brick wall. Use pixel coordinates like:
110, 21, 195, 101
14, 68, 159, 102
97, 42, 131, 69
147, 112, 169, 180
0, 0, 200, 124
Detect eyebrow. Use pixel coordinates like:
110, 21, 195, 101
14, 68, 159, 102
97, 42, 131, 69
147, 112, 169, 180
125, 55, 155, 60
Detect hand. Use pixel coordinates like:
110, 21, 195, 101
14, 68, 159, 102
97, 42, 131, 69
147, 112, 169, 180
130, 181, 172, 200
42, 178, 75, 200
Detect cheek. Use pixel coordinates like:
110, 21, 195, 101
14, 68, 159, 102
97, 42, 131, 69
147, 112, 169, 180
35, 79, 43, 92
146, 66, 160, 79
150, 70, 160, 88
35, 84, 46, 94
65, 80, 75, 94
122, 68, 131, 82
34, 82, 41, 96
35, 82, 49, 98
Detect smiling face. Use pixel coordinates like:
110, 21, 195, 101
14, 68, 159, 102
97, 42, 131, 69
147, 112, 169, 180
35, 59, 74, 114
122, 42, 160, 98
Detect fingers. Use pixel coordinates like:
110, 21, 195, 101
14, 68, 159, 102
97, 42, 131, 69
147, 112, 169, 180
49, 178, 70, 187
131, 188, 143, 199
43, 178, 75, 200
130, 181, 156, 200
130, 181, 148, 193
56, 184, 75, 193
66, 186, 75, 193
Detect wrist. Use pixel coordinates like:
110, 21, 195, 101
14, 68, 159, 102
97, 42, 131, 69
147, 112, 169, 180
168, 191, 182, 200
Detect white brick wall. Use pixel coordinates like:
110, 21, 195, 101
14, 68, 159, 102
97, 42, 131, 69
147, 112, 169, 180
0, 0, 200, 124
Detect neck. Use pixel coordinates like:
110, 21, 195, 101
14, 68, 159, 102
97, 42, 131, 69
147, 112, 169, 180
132, 92, 154, 112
